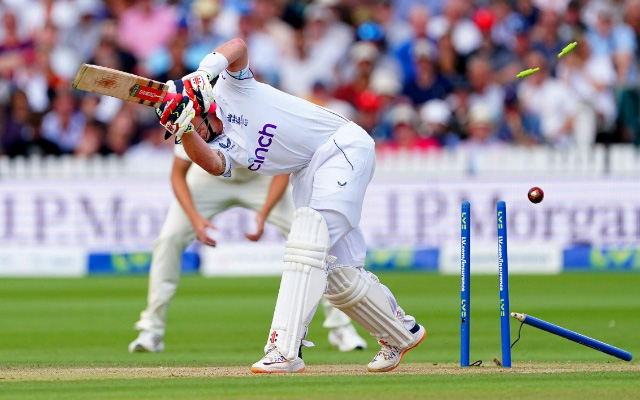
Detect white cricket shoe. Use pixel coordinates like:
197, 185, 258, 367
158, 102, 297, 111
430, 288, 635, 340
251, 345, 305, 374
328, 324, 368, 352
367, 323, 426, 373
128, 330, 165, 353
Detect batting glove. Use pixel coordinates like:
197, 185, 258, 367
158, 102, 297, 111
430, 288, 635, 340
181, 70, 215, 117
157, 94, 195, 139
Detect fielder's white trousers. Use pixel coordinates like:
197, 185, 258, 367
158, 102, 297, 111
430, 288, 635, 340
135, 168, 350, 335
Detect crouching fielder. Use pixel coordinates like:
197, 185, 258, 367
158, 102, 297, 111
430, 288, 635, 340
157, 38, 425, 373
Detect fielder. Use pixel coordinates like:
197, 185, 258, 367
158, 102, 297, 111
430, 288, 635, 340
156, 38, 425, 373
128, 128, 366, 353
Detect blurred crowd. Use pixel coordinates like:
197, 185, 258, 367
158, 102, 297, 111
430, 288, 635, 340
2, 0, 640, 159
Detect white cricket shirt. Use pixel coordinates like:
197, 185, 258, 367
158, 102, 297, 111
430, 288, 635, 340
211, 69, 350, 176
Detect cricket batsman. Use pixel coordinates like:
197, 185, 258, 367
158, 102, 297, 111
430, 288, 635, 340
156, 38, 425, 373
128, 121, 367, 354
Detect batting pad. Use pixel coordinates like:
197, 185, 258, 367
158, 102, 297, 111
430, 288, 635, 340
268, 207, 330, 360
325, 266, 414, 348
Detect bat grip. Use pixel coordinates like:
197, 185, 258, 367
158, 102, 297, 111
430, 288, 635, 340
164, 92, 217, 114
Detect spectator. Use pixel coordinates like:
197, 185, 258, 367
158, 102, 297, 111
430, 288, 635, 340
102, 111, 136, 155
183, 0, 227, 74
78, 94, 100, 122
302, 3, 353, 89
369, 68, 403, 141
467, 55, 504, 123
74, 119, 107, 157
237, 5, 281, 86
436, 31, 463, 81
586, 3, 637, 85
125, 123, 173, 162
511, 17, 533, 62
10, 48, 52, 113
372, 0, 413, 49
419, 99, 460, 149
0, 10, 32, 52
118, 0, 179, 61
20, 0, 80, 35
394, 5, 433, 81
354, 90, 382, 135
5, 113, 61, 157
62, 1, 103, 62
496, 87, 543, 145
1, 90, 31, 155
428, 0, 482, 56
307, 81, 355, 121
252, 0, 296, 59
491, 0, 522, 49
393, 0, 444, 21
495, 17, 532, 84
533, 0, 569, 14
518, 51, 580, 147
531, 8, 564, 72
280, 29, 318, 97
378, 103, 440, 151
34, 23, 80, 81
187, 0, 224, 45
446, 77, 472, 139
515, 0, 540, 29
557, 37, 617, 139
334, 41, 379, 106
90, 19, 137, 73
619, 0, 640, 144
625, 0, 640, 55
463, 103, 501, 148
558, 0, 587, 43
355, 22, 401, 79
473, 7, 513, 72
402, 39, 453, 106
41, 90, 86, 153
150, 33, 191, 82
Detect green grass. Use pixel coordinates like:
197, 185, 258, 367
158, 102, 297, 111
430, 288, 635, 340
0, 273, 639, 399
2, 373, 639, 400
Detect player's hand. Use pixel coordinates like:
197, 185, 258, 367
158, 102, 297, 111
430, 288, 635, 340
157, 94, 195, 139
245, 212, 266, 242
182, 70, 215, 117
192, 215, 217, 247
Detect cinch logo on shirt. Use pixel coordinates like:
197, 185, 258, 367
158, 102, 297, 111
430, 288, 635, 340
248, 124, 277, 171
227, 113, 248, 126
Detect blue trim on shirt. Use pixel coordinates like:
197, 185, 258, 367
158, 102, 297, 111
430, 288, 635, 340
316, 105, 349, 122
225, 68, 254, 80
333, 139, 354, 170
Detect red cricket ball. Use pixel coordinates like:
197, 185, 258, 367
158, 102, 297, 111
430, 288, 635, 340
528, 187, 544, 204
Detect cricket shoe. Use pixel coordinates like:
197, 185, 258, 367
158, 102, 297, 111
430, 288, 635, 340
367, 323, 426, 373
251, 345, 305, 374
328, 324, 368, 352
128, 330, 165, 353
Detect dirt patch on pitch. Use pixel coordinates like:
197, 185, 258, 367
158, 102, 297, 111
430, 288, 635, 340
2, 362, 639, 382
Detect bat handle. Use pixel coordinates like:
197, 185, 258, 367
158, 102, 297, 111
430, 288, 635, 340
164, 92, 217, 114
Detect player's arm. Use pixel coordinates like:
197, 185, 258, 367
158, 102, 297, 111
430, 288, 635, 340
246, 174, 290, 242
185, 38, 249, 85
170, 156, 217, 247
213, 38, 249, 72
180, 131, 226, 176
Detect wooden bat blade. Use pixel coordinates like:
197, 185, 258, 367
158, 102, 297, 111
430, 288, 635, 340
72, 64, 168, 108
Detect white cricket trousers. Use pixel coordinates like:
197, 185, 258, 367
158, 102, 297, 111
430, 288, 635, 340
290, 122, 416, 330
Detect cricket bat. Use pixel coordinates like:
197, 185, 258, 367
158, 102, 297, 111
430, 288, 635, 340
72, 64, 215, 113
